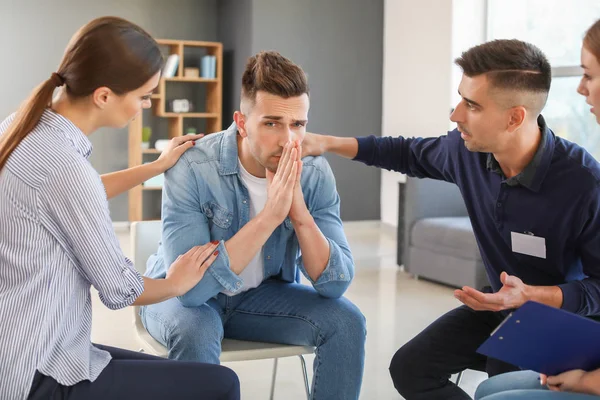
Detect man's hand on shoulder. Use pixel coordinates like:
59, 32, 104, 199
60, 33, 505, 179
302, 132, 327, 157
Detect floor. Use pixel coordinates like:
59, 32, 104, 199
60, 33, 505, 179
91, 221, 487, 399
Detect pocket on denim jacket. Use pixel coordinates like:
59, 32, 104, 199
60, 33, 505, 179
203, 202, 233, 229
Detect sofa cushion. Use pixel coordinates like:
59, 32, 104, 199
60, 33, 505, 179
410, 217, 482, 261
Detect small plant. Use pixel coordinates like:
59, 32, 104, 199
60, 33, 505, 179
141, 127, 152, 150
142, 127, 152, 142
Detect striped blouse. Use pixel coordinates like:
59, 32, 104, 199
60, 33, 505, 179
0, 109, 144, 399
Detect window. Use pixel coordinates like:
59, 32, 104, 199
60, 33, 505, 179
487, 0, 600, 159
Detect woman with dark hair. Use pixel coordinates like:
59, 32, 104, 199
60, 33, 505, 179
0, 16, 239, 400
474, 18, 600, 400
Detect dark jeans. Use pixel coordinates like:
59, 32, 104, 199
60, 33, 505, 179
389, 302, 520, 400
28, 344, 240, 400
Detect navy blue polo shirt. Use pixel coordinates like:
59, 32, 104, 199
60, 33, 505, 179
355, 116, 600, 316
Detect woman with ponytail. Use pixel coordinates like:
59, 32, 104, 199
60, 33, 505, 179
473, 18, 600, 400
0, 16, 239, 400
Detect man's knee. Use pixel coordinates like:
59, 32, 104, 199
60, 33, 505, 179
330, 299, 366, 336
389, 341, 421, 395
167, 305, 223, 349
347, 302, 367, 342
142, 299, 223, 362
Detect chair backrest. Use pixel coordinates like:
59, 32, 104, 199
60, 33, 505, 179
130, 220, 163, 336
130, 220, 162, 275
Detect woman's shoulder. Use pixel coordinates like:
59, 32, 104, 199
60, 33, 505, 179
5, 120, 95, 191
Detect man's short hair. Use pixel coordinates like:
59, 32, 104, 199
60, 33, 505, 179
455, 39, 552, 114
241, 51, 309, 110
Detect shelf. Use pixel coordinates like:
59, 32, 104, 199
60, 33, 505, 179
181, 40, 221, 48
142, 186, 163, 191
159, 112, 219, 118
156, 39, 221, 48
163, 77, 218, 83
156, 39, 182, 46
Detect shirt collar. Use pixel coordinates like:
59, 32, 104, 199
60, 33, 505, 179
218, 122, 241, 176
486, 115, 554, 192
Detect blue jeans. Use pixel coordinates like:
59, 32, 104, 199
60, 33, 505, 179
141, 279, 366, 400
475, 371, 600, 400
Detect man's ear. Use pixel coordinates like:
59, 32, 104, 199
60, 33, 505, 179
234, 111, 248, 138
92, 86, 113, 110
507, 106, 526, 133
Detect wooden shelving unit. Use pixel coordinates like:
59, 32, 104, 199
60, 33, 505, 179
128, 38, 223, 222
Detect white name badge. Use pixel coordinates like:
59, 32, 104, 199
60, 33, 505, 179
511, 232, 546, 259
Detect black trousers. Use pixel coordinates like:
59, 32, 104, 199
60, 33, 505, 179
389, 303, 520, 400
28, 344, 240, 400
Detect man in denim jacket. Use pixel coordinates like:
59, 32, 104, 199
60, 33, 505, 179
142, 51, 366, 400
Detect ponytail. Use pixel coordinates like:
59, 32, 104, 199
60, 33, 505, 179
0, 73, 64, 172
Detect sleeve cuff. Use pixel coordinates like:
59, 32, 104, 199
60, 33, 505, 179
298, 237, 351, 285
99, 259, 144, 310
559, 281, 584, 314
353, 136, 376, 163
207, 240, 244, 293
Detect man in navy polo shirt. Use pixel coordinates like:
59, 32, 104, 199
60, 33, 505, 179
303, 39, 600, 399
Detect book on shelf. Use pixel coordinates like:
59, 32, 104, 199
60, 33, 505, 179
162, 54, 179, 78
201, 55, 217, 79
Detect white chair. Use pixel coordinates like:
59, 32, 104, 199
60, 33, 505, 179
130, 221, 315, 399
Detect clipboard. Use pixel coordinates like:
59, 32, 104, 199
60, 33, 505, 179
476, 301, 600, 376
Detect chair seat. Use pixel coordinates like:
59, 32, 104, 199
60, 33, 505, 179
134, 307, 169, 357
221, 339, 314, 362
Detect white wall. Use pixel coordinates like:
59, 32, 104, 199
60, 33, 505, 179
380, 0, 454, 227
451, 0, 487, 107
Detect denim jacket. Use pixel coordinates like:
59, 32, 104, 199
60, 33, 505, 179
146, 123, 354, 306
